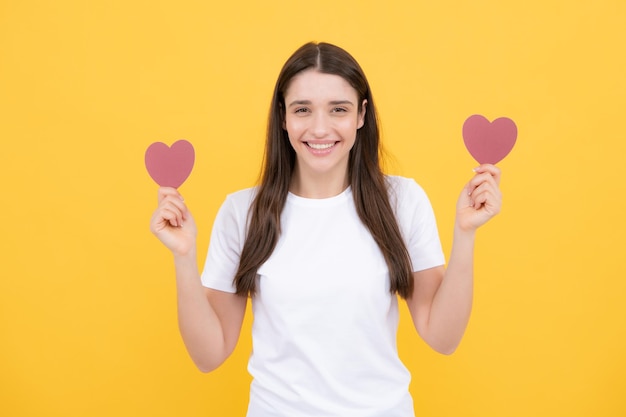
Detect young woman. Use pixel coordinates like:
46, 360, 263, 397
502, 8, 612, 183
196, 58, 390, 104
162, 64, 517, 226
150, 42, 502, 416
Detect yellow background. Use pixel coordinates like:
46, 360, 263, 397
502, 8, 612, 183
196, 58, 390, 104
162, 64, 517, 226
1, 0, 625, 416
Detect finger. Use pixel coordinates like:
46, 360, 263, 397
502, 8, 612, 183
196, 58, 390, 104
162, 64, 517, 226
151, 210, 177, 233
469, 177, 499, 201
159, 194, 190, 223
156, 201, 186, 227
158, 186, 184, 204
473, 164, 502, 185
471, 187, 502, 212
467, 172, 498, 197
469, 180, 498, 199
472, 190, 490, 210
161, 209, 183, 227
155, 208, 179, 228
164, 200, 189, 225
160, 194, 187, 214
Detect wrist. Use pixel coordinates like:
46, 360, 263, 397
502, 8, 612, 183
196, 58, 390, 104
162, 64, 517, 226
453, 222, 476, 243
173, 247, 197, 265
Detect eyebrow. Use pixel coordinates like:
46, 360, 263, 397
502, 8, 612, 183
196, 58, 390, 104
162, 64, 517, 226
287, 99, 355, 108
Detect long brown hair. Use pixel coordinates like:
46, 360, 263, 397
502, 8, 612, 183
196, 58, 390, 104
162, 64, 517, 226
234, 42, 414, 298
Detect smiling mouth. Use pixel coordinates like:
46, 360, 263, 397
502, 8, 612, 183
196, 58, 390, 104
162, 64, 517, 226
306, 142, 336, 150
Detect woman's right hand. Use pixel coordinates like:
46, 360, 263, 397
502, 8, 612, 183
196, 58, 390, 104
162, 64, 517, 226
150, 187, 198, 257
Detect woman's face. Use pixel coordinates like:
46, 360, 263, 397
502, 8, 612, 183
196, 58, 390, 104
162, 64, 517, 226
283, 69, 366, 185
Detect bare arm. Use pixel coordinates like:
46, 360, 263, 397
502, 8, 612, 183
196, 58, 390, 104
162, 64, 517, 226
151, 187, 246, 372
406, 165, 501, 354
173, 252, 246, 372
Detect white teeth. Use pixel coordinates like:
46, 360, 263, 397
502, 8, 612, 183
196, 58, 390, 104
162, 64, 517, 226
307, 142, 335, 150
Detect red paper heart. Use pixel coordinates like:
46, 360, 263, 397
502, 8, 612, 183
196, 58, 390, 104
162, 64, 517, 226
462, 115, 517, 164
145, 140, 195, 188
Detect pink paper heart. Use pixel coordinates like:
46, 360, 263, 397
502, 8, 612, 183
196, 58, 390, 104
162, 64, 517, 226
462, 115, 517, 164
145, 139, 195, 188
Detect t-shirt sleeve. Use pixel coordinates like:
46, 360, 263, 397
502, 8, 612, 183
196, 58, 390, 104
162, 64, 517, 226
200, 190, 252, 293
391, 177, 446, 272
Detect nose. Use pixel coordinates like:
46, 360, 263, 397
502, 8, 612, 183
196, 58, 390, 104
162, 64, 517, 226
310, 112, 330, 138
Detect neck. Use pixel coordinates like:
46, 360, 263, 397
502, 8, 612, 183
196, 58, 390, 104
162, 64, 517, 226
289, 165, 350, 199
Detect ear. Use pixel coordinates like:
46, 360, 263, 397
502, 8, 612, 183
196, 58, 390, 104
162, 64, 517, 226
357, 99, 367, 129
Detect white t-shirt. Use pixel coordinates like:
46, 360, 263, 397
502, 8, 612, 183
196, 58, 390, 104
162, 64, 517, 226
201, 176, 445, 417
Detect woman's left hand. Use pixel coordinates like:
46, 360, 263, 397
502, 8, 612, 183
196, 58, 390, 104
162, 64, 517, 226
455, 164, 502, 232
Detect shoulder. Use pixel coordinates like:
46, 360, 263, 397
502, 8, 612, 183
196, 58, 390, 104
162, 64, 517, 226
214, 186, 258, 227
384, 175, 436, 226
385, 175, 429, 206
224, 186, 258, 209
